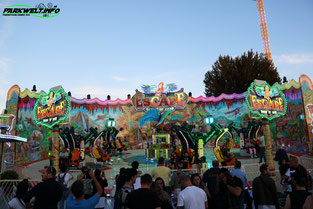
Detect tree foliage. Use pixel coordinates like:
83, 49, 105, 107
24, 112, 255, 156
204, 50, 282, 96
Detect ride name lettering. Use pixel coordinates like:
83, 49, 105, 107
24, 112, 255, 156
135, 93, 185, 108
251, 96, 283, 110
37, 101, 66, 120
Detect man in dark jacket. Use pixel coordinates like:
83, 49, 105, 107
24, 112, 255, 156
24, 166, 63, 209
202, 160, 221, 208
252, 164, 280, 209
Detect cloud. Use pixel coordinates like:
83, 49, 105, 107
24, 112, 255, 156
276, 54, 313, 64
71, 87, 132, 99
112, 76, 128, 82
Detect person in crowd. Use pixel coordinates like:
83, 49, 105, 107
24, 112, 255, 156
92, 169, 108, 209
258, 135, 266, 163
59, 147, 69, 167
202, 160, 220, 208
152, 157, 171, 185
91, 169, 108, 196
168, 152, 178, 169
252, 164, 280, 209
116, 168, 127, 191
191, 173, 211, 200
245, 140, 257, 158
8, 179, 30, 209
114, 168, 137, 209
58, 164, 73, 209
169, 171, 182, 196
66, 168, 102, 209
289, 156, 310, 190
155, 177, 172, 196
150, 182, 173, 209
177, 173, 208, 209
257, 136, 266, 163
230, 160, 247, 209
283, 175, 311, 209
23, 166, 63, 209
303, 193, 313, 209
132, 161, 143, 190
274, 148, 289, 165
279, 159, 290, 177
126, 174, 161, 209
180, 152, 191, 169
280, 165, 292, 194
78, 167, 94, 199
215, 168, 242, 209
110, 174, 119, 198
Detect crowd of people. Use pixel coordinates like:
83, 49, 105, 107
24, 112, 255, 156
6, 155, 313, 209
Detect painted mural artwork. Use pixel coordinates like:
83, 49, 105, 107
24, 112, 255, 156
273, 81, 309, 155
4, 76, 313, 164
300, 75, 313, 153
17, 97, 51, 162
4, 87, 52, 163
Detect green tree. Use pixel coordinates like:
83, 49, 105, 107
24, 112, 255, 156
204, 50, 281, 96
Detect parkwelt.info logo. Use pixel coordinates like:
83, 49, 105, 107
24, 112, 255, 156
2, 3, 60, 18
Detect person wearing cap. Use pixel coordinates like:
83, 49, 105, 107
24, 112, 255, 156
23, 166, 63, 209
252, 164, 280, 209
177, 173, 208, 209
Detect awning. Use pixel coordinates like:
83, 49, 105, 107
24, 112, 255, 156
0, 134, 27, 143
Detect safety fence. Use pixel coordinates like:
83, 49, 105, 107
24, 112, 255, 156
0, 179, 41, 209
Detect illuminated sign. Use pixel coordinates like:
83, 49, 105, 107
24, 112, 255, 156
245, 82, 287, 120
34, 88, 70, 128
132, 83, 188, 112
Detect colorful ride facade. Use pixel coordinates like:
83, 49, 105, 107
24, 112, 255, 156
4, 75, 313, 165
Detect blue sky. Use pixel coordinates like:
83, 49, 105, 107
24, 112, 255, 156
0, 0, 313, 112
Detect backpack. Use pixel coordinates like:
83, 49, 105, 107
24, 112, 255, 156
58, 173, 68, 189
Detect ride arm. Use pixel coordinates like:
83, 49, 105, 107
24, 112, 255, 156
203, 123, 222, 146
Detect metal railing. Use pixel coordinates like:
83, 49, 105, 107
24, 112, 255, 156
0, 179, 40, 209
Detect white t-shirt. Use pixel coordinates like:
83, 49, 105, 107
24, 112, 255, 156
259, 136, 265, 147
177, 186, 207, 209
8, 198, 26, 209
58, 172, 72, 188
133, 169, 144, 190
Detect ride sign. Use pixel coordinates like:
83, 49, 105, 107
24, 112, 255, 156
245, 82, 287, 120
34, 88, 70, 128
132, 83, 188, 112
